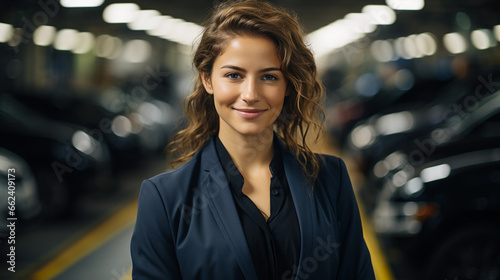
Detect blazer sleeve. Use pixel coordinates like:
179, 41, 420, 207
334, 158, 376, 280
130, 179, 182, 279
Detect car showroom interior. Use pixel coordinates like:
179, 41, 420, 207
1, 0, 500, 279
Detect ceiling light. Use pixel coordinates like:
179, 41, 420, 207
61, 0, 104, 8
494, 25, 500, 42
308, 20, 365, 57
415, 32, 437, 56
165, 21, 204, 45
123, 39, 151, 63
443, 32, 467, 54
103, 3, 139, 23
72, 32, 95, 54
95, 35, 122, 59
362, 5, 396, 25
370, 40, 395, 62
394, 37, 412, 59
127, 10, 161, 30
403, 35, 423, 58
146, 15, 173, 36
33, 25, 56, 46
386, 0, 424, 10
344, 13, 376, 33
54, 29, 79, 51
471, 29, 496, 50
0, 23, 14, 43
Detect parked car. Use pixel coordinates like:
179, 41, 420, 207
346, 69, 499, 174
0, 94, 112, 217
326, 70, 457, 148
367, 90, 500, 279
9, 89, 177, 166
0, 148, 42, 237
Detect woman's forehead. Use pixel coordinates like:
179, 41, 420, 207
214, 36, 281, 68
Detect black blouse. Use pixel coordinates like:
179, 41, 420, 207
215, 136, 301, 280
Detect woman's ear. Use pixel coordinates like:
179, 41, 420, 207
201, 73, 214, 94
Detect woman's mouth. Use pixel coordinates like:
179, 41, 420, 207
233, 108, 267, 119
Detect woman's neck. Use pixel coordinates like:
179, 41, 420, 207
218, 128, 274, 173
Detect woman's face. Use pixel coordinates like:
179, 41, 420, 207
202, 35, 287, 138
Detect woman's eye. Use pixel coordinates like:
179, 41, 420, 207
226, 73, 241, 79
262, 74, 278, 81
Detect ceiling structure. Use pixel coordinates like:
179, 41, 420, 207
2, 0, 500, 41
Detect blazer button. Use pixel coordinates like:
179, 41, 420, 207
271, 189, 279, 196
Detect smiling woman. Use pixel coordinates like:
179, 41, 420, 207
130, 1, 375, 279
202, 36, 287, 138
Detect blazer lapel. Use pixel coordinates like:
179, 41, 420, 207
199, 137, 258, 280
279, 140, 318, 279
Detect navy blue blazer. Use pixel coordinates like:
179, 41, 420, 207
131, 135, 375, 280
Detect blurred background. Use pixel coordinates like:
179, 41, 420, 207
1, 0, 500, 279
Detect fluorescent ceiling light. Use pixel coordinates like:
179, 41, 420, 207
344, 13, 376, 33
61, 0, 104, 8
128, 10, 161, 30
0, 22, 14, 43
123, 39, 152, 63
386, 0, 424, 10
471, 29, 497, 50
494, 25, 500, 42
103, 3, 140, 23
371, 40, 395, 62
443, 32, 467, 54
33, 25, 56, 46
54, 29, 79, 51
362, 5, 396, 25
73, 32, 95, 54
95, 35, 122, 59
415, 32, 437, 56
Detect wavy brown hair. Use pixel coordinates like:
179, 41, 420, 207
168, 0, 325, 181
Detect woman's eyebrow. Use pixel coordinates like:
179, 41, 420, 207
220, 65, 282, 73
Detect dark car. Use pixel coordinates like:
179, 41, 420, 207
367, 91, 500, 279
345, 69, 499, 174
0, 147, 42, 237
12, 89, 177, 162
326, 69, 458, 148
0, 94, 112, 217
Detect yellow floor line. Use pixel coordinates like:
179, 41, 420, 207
29, 200, 138, 280
120, 267, 132, 280
358, 200, 395, 280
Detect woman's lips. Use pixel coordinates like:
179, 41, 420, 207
233, 108, 267, 119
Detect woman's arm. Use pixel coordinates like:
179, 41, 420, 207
335, 158, 376, 280
130, 179, 182, 279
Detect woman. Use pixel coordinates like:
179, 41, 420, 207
130, 1, 375, 279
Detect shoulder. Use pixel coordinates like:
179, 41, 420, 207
313, 153, 352, 197
316, 153, 348, 178
149, 153, 201, 188
140, 150, 205, 207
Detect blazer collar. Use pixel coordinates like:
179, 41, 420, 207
199, 136, 258, 280
279, 138, 318, 278
199, 134, 317, 280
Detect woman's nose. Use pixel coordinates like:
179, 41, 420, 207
240, 78, 260, 103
